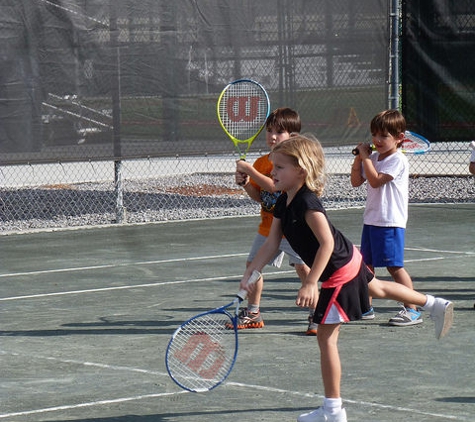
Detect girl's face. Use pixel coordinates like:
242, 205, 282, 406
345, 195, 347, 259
266, 126, 291, 150
372, 130, 403, 158
271, 152, 305, 193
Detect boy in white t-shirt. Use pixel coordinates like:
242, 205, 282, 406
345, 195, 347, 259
350, 109, 422, 326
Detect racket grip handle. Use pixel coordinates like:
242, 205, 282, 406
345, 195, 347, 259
237, 159, 247, 186
352, 145, 374, 156
236, 270, 262, 301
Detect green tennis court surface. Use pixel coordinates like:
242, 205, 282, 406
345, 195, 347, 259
1, 204, 474, 421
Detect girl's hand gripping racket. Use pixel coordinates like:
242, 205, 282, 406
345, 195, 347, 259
165, 270, 262, 392
352, 130, 431, 155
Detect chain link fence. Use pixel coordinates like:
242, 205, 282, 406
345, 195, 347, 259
0, 0, 473, 233
2, 146, 473, 233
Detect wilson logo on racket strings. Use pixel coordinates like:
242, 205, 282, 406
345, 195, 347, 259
226, 96, 262, 122
402, 141, 418, 150
174, 332, 226, 379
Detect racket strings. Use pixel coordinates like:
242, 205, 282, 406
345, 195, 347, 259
402, 131, 430, 153
167, 312, 237, 391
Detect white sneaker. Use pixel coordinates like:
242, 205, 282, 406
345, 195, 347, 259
297, 407, 347, 422
430, 298, 454, 339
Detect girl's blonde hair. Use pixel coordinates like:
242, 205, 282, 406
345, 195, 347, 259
272, 133, 326, 196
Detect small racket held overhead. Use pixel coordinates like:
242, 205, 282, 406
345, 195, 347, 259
352, 130, 431, 155
165, 270, 262, 392
217, 79, 270, 160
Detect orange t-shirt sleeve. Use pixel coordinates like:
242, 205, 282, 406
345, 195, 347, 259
249, 155, 275, 237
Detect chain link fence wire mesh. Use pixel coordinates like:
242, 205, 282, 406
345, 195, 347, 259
0, 0, 474, 233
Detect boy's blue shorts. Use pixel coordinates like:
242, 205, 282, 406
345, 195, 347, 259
360, 225, 405, 268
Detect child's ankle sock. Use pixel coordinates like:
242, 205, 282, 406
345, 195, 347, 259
323, 397, 342, 415
422, 294, 435, 311
248, 304, 259, 313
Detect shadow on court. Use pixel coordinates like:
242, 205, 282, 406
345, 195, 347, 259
1, 204, 474, 421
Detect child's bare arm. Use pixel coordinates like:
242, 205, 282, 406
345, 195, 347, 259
354, 144, 393, 188
361, 158, 393, 188
350, 157, 365, 187
236, 160, 277, 192
242, 180, 261, 202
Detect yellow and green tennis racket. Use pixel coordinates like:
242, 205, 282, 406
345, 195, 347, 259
217, 79, 270, 160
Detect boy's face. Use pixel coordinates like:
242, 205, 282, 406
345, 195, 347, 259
371, 130, 404, 158
266, 126, 291, 150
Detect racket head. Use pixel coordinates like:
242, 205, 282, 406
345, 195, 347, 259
401, 130, 431, 154
217, 79, 270, 158
352, 130, 431, 156
165, 305, 238, 392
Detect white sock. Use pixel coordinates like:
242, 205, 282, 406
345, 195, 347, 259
323, 397, 342, 415
248, 304, 259, 313
422, 294, 435, 311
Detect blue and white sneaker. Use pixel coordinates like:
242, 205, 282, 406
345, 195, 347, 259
361, 307, 375, 320
388, 305, 423, 326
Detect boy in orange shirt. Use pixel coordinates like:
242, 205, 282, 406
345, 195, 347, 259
234, 107, 318, 335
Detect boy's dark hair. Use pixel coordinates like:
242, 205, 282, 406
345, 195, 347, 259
265, 107, 301, 134
370, 109, 406, 138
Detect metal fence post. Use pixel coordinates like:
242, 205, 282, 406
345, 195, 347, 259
110, 0, 125, 223
389, 0, 401, 109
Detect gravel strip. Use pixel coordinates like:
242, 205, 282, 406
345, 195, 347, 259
1, 174, 474, 234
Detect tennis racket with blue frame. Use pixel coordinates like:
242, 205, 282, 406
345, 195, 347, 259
165, 270, 262, 392
352, 130, 431, 155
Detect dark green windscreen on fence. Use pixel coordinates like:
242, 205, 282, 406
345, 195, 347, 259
402, 0, 475, 142
0, 0, 389, 164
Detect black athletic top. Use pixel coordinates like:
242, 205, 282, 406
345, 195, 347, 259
273, 185, 354, 281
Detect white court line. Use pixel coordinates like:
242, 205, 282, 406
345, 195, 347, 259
405, 256, 445, 263
405, 246, 475, 255
0, 274, 239, 302
0, 350, 170, 377
0, 253, 248, 279
3, 245, 471, 280
0, 392, 188, 419
0, 269, 295, 302
1, 245, 470, 302
0, 350, 468, 420
227, 382, 467, 421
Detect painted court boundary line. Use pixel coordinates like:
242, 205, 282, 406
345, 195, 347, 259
2, 245, 471, 280
0, 252, 249, 279
0, 351, 468, 421
1, 245, 470, 302
0, 269, 296, 302
227, 382, 467, 421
